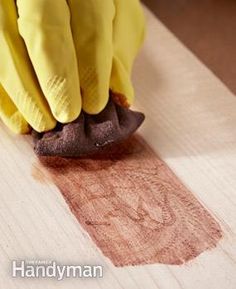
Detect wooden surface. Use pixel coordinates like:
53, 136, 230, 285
142, 0, 236, 94
38, 136, 222, 267
0, 7, 236, 289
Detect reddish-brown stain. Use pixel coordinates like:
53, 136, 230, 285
35, 135, 222, 266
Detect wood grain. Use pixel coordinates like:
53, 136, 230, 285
0, 6, 236, 289
36, 136, 222, 267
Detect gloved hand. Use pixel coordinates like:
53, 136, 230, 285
0, 0, 145, 134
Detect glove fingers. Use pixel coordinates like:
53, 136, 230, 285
0, 0, 56, 132
67, 0, 115, 114
112, 0, 145, 69
0, 84, 30, 134
110, 0, 145, 106
16, 0, 82, 123
110, 56, 134, 107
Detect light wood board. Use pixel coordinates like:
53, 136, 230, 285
0, 7, 236, 289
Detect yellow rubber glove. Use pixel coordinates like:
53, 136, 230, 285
0, 0, 145, 134
68, 0, 146, 113
0, 0, 81, 133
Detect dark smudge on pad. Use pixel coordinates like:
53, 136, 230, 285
32, 98, 145, 157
